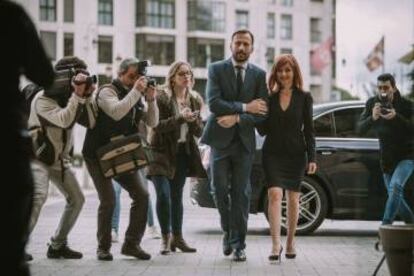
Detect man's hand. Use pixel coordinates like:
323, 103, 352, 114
144, 86, 157, 102
372, 103, 381, 121
246, 99, 267, 115
133, 76, 148, 92
217, 115, 238, 128
307, 162, 317, 174
380, 108, 396, 120
72, 73, 89, 98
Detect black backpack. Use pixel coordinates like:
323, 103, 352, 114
21, 84, 56, 165
21, 83, 43, 121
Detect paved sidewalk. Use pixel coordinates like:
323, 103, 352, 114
27, 185, 390, 276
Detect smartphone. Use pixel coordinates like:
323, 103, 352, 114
192, 110, 200, 117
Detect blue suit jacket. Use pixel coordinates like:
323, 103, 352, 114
201, 58, 268, 153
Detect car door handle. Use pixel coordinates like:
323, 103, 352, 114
317, 147, 337, 155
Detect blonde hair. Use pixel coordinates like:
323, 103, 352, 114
165, 61, 194, 93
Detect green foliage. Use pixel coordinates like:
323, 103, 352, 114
408, 68, 414, 100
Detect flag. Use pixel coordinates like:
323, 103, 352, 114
310, 37, 333, 73
364, 36, 384, 72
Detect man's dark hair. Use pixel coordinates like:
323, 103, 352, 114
377, 73, 396, 88
231, 29, 254, 45
54, 56, 87, 71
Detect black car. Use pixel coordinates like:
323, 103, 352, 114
190, 101, 414, 234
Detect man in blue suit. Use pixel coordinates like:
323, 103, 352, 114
201, 29, 268, 262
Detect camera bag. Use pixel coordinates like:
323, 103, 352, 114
96, 133, 153, 178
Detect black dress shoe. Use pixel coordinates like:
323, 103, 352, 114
97, 249, 113, 261
121, 242, 151, 260
232, 249, 246, 262
47, 244, 83, 259
222, 233, 232, 256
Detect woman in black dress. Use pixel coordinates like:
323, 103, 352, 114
257, 54, 317, 261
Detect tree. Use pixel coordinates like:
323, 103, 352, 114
408, 67, 414, 100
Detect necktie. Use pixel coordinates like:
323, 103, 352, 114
235, 66, 243, 96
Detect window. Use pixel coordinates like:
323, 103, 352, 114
98, 36, 113, 63
280, 0, 293, 6
193, 79, 207, 99
280, 14, 292, 40
280, 48, 292, 54
188, 38, 224, 68
310, 18, 322, 43
98, 0, 113, 25
63, 33, 74, 56
267, 13, 275, 39
136, 0, 175, 28
188, 1, 226, 32
98, 74, 112, 85
39, 0, 56, 21
314, 113, 334, 137
64, 0, 74, 22
136, 34, 175, 66
40, 31, 56, 60
334, 108, 368, 138
266, 47, 275, 70
236, 10, 249, 30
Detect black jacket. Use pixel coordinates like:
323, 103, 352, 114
256, 89, 316, 162
358, 91, 414, 173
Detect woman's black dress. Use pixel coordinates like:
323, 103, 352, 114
257, 89, 316, 191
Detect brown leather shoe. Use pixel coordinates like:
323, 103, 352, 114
121, 242, 151, 260
160, 234, 171, 255
171, 234, 197, 253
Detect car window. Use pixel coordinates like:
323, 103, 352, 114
334, 107, 376, 138
314, 113, 334, 137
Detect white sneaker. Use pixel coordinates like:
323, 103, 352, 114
146, 226, 161, 239
111, 229, 119, 243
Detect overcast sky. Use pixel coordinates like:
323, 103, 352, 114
336, 0, 414, 98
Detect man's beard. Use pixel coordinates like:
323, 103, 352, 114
233, 51, 249, 63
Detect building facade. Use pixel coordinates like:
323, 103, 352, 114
16, 0, 336, 156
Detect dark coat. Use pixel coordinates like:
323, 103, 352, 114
147, 87, 207, 179
357, 90, 414, 173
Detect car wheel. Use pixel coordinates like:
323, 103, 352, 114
263, 177, 328, 235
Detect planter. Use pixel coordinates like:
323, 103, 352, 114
379, 224, 414, 276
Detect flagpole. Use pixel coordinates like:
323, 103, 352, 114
382, 35, 385, 74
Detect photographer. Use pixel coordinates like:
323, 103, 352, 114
27, 56, 96, 260
82, 58, 158, 261
358, 73, 414, 226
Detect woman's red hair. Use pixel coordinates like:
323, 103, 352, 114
268, 54, 304, 93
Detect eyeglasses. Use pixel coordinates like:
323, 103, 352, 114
177, 71, 192, 77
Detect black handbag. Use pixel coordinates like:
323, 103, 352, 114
96, 133, 153, 178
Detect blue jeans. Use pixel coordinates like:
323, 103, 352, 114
111, 170, 156, 233
151, 144, 188, 235
382, 159, 414, 225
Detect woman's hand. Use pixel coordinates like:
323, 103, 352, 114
307, 162, 317, 174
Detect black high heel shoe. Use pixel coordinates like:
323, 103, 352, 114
285, 248, 296, 259
268, 246, 283, 262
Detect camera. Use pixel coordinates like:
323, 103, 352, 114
378, 93, 392, 115
44, 65, 97, 98
136, 60, 156, 87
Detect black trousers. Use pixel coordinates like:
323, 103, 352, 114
3, 139, 33, 276
85, 158, 148, 251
